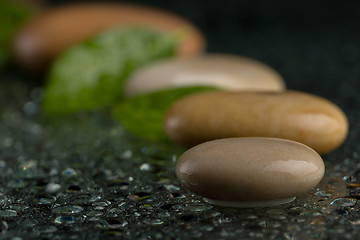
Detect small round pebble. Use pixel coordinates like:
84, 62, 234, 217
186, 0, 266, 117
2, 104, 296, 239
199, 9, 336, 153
13, 2, 205, 74
124, 54, 285, 97
176, 137, 325, 207
164, 90, 348, 154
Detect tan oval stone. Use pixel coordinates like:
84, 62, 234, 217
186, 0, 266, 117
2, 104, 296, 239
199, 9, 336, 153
124, 54, 285, 97
176, 137, 325, 207
13, 3, 205, 74
164, 91, 348, 154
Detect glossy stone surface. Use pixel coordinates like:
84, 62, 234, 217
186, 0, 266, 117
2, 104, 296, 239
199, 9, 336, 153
164, 91, 348, 154
176, 138, 325, 206
12, 2, 205, 74
124, 54, 285, 97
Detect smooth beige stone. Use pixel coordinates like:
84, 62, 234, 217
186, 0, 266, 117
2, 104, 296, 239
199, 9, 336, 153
176, 137, 325, 206
164, 91, 348, 154
13, 3, 205, 75
124, 54, 285, 97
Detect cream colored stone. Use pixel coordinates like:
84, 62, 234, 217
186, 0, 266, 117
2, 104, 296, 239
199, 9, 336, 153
176, 137, 325, 207
124, 54, 285, 97
13, 3, 205, 74
164, 91, 348, 154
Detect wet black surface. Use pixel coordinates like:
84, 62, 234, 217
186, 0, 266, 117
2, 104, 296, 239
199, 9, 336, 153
1, 0, 360, 239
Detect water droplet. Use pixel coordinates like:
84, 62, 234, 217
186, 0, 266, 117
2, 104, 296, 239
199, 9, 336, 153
266, 209, 287, 215
72, 194, 101, 205
0, 210, 17, 217
86, 211, 103, 217
95, 219, 111, 229
121, 150, 132, 159
7, 179, 25, 188
52, 205, 83, 215
161, 184, 180, 191
21, 219, 37, 228
299, 210, 322, 217
93, 200, 111, 207
62, 168, 78, 177
21, 160, 37, 171
185, 203, 213, 212
32, 195, 56, 205
54, 215, 75, 225
331, 197, 357, 207
9, 204, 29, 212
143, 218, 164, 225
46, 183, 61, 193
169, 192, 185, 199
23, 101, 38, 115
0, 160, 6, 168
107, 180, 129, 191
106, 218, 128, 228
139, 163, 151, 171
314, 191, 332, 197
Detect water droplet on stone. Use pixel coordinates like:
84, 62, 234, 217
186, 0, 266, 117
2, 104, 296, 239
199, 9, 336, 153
300, 210, 322, 217
139, 163, 151, 171
72, 194, 101, 205
143, 218, 164, 225
86, 211, 103, 218
161, 184, 180, 191
106, 218, 128, 228
9, 204, 29, 212
23, 101, 38, 115
185, 203, 213, 212
0, 160, 6, 168
54, 215, 75, 225
0, 210, 17, 217
52, 205, 83, 215
62, 168, 78, 177
33, 195, 56, 205
314, 191, 332, 197
95, 219, 111, 229
46, 183, 61, 193
7, 179, 25, 188
331, 197, 357, 207
169, 192, 186, 199
21, 219, 37, 228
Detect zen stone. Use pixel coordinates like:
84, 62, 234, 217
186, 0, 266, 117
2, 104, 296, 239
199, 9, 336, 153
13, 3, 205, 74
176, 137, 325, 207
124, 54, 285, 97
164, 91, 348, 154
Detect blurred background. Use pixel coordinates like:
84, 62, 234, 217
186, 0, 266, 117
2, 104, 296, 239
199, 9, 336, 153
39, 0, 360, 110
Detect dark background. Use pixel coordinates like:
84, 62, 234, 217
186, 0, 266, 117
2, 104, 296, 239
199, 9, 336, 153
43, 0, 360, 110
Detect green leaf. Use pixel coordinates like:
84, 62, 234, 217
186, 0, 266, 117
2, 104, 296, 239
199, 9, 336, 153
0, 0, 34, 69
113, 86, 217, 141
43, 27, 176, 115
